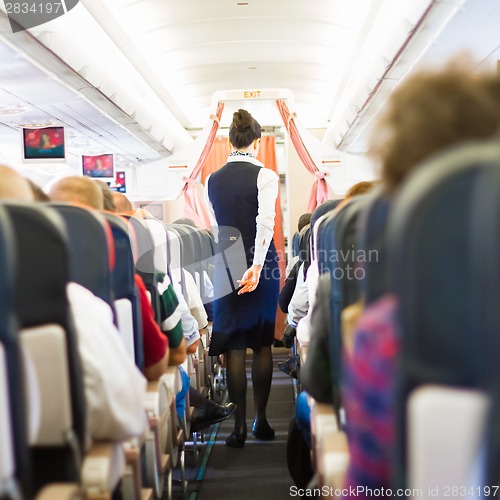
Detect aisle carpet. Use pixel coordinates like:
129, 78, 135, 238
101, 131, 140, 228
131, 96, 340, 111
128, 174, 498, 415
196, 348, 296, 500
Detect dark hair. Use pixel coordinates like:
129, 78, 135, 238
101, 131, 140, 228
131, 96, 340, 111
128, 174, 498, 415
229, 109, 261, 149
297, 213, 312, 233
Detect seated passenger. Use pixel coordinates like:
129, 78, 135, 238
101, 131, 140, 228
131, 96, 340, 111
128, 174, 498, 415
112, 191, 134, 215
0, 165, 35, 201
27, 179, 50, 202
49, 176, 178, 373
95, 180, 117, 212
0, 169, 147, 448
109, 189, 234, 430
304, 65, 500, 496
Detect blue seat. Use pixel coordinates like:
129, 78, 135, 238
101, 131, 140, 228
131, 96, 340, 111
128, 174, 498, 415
356, 188, 391, 305
315, 196, 371, 410
127, 215, 162, 323
170, 224, 197, 283
0, 205, 31, 499
3, 203, 86, 492
386, 142, 500, 489
291, 231, 300, 257
468, 162, 500, 484
50, 204, 115, 310
103, 212, 144, 371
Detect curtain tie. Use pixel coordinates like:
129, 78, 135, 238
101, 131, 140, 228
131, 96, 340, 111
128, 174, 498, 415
314, 171, 328, 179
183, 177, 197, 185
210, 114, 220, 124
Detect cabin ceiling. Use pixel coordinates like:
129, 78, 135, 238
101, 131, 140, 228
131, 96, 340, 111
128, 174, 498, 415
0, 0, 499, 174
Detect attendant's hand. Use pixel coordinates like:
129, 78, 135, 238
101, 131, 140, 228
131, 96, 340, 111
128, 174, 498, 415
237, 264, 262, 295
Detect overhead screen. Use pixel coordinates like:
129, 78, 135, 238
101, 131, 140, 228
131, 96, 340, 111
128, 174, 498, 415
106, 171, 127, 193
22, 126, 66, 162
82, 153, 115, 179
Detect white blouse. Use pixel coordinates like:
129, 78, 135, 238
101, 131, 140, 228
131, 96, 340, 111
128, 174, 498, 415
204, 155, 279, 266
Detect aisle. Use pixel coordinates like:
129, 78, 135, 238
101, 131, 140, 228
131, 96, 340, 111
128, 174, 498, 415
197, 348, 296, 500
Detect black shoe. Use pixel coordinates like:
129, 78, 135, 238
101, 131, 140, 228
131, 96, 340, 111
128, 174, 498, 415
251, 419, 275, 440
191, 401, 236, 433
277, 355, 299, 379
226, 424, 247, 448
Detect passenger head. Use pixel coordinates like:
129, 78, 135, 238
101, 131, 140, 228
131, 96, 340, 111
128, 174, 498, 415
345, 181, 376, 199
0, 165, 34, 201
27, 179, 50, 202
94, 180, 117, 211
112, 192, 133, 214
297, 213, 312, 233
371, 64, 500, 193
49, 176, 103, 210
229, 109, 262, 150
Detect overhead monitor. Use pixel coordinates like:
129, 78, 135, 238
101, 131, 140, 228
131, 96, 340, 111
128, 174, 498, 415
106, 171, 127, 193
22, 126, 66, 162
82, 153, 115, 179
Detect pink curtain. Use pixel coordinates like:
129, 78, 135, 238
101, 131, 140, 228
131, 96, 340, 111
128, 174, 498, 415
276, 99, 329, 212
182, 102, 225, 228
201, 137, 231, 184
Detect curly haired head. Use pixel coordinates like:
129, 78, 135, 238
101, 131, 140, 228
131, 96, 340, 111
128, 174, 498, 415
370, 63, 500, 193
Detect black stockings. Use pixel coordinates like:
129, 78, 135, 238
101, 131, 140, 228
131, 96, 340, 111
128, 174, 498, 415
226, 345, 273, 431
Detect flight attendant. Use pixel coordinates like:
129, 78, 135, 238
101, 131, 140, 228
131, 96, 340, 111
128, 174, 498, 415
204, 109, 280, 447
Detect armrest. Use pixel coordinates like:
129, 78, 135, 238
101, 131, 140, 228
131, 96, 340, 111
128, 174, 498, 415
36, 484, 82, 500
121, 443, 142, 500
320, 431, 349, 490
82, 441, 125, 498
309, 400, 349, 490
298, 344, 308, 365
160, 367, 181, 395
311, 401, 339, 435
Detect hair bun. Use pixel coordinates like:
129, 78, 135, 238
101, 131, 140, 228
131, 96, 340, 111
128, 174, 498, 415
232, 109, 253, 131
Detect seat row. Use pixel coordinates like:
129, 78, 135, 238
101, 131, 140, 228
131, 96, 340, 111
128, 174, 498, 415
0, 202, 218, 500
298, 141, 500, 497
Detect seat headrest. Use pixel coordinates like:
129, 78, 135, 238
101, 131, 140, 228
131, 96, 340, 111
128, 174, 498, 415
50, 204, 113, 307
102, 213, 136, 300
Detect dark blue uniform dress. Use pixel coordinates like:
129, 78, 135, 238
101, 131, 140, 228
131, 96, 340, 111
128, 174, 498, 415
207, 159, 280, 356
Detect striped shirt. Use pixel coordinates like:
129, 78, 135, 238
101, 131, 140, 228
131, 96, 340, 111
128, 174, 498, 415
157, 275, 184, 349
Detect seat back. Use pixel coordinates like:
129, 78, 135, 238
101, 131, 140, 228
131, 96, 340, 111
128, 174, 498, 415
170, 224, 197, 282
143, 218, 170, 278
387, 142, 500, 488
165, 226, 186, 299
127, 216, 162, 321
199, 229, 215, 318
356, 188, 391, 305
468, 164, 500, 485
50, 204, 115, 309
4, 203, 86, 491
0, 206, 31, 498
316, 197, 369, 409
103, 213, 144, 370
